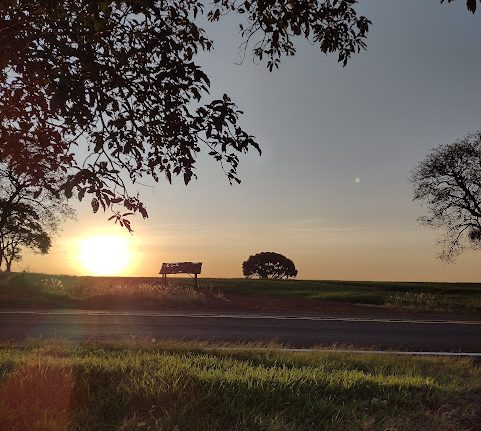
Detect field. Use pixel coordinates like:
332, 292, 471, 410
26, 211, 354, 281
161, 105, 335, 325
0, 340, 480, 431
1, 272, 481, 313
205, 278, 481, 312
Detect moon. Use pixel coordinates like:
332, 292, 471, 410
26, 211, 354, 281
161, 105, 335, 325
354, 177, 361, 183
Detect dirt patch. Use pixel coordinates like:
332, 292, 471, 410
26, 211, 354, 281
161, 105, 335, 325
78, 291, 481, 322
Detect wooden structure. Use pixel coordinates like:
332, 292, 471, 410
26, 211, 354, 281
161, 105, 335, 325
159, 262, 202, 289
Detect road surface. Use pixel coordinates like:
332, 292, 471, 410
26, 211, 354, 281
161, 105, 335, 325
0, 310, 480, 352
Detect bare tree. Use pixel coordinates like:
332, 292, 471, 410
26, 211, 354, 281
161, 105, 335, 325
410, 131, 481, 261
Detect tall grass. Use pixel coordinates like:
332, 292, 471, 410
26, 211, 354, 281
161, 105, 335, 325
0, 272, 224, 308
0, 341, 479, 430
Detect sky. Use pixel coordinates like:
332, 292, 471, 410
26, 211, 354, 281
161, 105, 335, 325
23, 0, 481, 281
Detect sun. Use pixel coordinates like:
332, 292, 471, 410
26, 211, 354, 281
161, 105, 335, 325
76, 235, 132, 276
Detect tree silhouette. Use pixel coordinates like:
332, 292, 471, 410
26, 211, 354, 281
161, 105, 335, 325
411, 131, 481, 261
0, 160, 73, 272
0, 1, 475, 230
243, 252, 298, 279
0, 0, 371, 229
0, 211, 51, 272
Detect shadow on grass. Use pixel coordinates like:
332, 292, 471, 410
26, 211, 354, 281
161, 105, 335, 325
1, 341, 479, 431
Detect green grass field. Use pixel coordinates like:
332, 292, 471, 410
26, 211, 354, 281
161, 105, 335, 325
204, 277, 481, 311
0, 341, 479, 431
1, 272, 481, 312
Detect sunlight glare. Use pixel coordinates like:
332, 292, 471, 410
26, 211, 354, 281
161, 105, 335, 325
76, 235, 132, 276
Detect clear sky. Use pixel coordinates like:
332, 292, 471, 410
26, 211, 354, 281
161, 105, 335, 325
23, 0, 481, 281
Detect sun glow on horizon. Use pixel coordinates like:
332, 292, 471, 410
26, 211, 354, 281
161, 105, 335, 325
76, 235, 133, 276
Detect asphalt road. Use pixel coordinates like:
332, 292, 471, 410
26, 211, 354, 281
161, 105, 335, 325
0, 310, 480, 352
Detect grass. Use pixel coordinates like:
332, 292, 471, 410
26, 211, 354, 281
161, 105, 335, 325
0, 340, 479, 431
0, 272, 224, 309
205, 278, 481, 311
1, 272, 481, 312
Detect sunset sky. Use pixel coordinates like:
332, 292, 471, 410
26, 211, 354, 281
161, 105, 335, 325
22, 0, 481, 281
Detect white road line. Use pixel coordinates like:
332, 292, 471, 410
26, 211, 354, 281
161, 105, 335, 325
0, 309, 480, 325
216, 347, 481, 357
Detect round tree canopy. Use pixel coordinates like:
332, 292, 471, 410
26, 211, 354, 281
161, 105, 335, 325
242, 252, 297, 279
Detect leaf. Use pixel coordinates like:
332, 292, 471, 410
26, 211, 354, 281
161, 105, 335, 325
64, 186, 73, 199
91, 198, 100, 213
122, 218, 132, 233
139, 206, 148, 218
99, 1, 109, 13
466, 0, 477, 12
94, 139, 102, 153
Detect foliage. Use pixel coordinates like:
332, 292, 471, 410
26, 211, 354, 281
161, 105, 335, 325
0, 341, 480, 431
0, 209, 51, 272
411, 131, 481, 261
243, 251, 298, 279
0, 160, 73, 271
443, 0, 480, 13
0, 2, 476, 232
0, 0, 372, 229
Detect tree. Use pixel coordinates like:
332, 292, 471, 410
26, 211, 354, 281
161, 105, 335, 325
0, 159, 73, 271
0, 0, 370, 230
0, 213, 51, 272
410, 131, 481, 261
242, 252, 298, 279
0, 1, 476, 231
